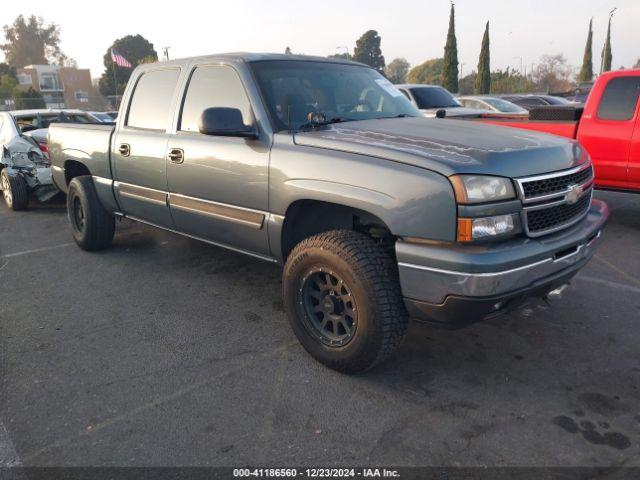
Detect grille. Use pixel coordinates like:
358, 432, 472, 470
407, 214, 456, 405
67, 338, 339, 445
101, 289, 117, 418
522, 166, 593, 199
526, 191, 591, 234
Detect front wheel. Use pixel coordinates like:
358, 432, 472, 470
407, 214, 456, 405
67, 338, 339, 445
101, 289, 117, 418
67, 176, 115, 251
1, 169, 29, 211
283, 230, 409, 373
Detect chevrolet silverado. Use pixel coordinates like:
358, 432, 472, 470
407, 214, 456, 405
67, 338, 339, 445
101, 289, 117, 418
48, 54, 609, 372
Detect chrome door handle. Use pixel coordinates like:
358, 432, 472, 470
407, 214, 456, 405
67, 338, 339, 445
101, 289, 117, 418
118, 143, 130, 156
167, 148, 184, 164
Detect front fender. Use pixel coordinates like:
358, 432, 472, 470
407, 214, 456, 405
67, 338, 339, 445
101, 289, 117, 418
269, 136, 457, 242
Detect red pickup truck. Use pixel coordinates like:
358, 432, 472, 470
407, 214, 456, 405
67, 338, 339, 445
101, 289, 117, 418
479, 69, 640, 192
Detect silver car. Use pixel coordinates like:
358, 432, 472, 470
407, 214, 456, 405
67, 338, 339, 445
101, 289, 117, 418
457, 96, 529, 117
395, 84, 487, 117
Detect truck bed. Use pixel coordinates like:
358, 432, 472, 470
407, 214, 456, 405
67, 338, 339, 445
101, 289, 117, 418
474, 117, 579, 139
471, 105, 582, 140
48, 123, 115, 193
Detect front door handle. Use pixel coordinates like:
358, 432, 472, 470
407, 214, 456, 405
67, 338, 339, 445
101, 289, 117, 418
167, 148, 184, 164
118, 143, 130, 156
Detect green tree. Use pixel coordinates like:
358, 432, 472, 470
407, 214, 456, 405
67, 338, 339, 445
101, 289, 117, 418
490, 68, 536, 94
353, 30, 385, 74
475, 21, 491, 94
13, 87, 45, 109
441, 3, 459, 92
0, 63, 16, 80
407, 58, 443, 84
384, 58, 410, 84
0, 73, 17, 100
1, 15, 69, 68
601, 17, 612, 73
578, 19, 593, 82
98, 34, 157, 99
458, 72, 477, 94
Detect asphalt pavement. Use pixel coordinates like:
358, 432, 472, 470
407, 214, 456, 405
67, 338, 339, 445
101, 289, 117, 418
1, 190, 639, 468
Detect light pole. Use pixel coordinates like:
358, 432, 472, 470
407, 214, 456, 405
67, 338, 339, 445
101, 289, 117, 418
336, 46, 350, 58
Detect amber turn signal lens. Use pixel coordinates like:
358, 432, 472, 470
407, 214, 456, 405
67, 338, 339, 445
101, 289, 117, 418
457, 218, 473, 242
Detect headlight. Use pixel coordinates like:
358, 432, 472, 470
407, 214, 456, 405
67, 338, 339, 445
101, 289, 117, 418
457, 214, 517, 242
450, 175, 516, 204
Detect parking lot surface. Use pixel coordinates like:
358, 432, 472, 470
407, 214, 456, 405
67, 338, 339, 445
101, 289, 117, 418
1, 190, 639, 467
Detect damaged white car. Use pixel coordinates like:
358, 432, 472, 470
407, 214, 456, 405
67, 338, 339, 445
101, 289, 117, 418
0, 111, 58, 210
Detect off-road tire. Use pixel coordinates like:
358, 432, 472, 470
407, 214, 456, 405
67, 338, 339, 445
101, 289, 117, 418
67, 176, 115, 251
1, 169, 29, 211
283, 230, 409, 373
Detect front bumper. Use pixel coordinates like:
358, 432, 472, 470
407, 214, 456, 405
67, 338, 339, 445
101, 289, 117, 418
397, 199, 610, 328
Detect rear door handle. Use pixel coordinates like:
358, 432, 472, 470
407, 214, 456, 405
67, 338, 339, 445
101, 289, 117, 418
167, 148, 184, 164
118, 143, 130, 156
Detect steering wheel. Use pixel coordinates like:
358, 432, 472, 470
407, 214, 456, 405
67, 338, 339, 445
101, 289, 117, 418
344, 99, 375, 113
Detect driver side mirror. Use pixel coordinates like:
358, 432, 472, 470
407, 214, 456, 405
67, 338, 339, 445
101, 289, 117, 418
198, 107, 258, 138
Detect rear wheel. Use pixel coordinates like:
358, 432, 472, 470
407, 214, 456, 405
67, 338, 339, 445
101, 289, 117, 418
1, 169, 29, 211
283, 230, 408, 373
67, 176, 115, 251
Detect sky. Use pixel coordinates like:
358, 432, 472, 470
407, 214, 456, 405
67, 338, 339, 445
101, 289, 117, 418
1, 0, 637, 79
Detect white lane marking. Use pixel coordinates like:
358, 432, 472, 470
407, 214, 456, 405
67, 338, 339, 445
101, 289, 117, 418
0, 242, 76, 259
575, 275, 640, 294
0, 261, 8, 273
594, 254, 640, 288
0, 420, 21, 466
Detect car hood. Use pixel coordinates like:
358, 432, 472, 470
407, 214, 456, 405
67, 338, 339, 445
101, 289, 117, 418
293, 117, 581, 178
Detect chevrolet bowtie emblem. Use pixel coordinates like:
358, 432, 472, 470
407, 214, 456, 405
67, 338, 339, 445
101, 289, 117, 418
566, 184, 584, 205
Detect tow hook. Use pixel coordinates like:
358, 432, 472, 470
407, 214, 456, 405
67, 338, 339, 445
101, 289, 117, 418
546, 284, 570, 303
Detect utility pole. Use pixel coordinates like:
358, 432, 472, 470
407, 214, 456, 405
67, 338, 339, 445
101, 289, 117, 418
336, 46, 350, 57
163, 46, 171, 61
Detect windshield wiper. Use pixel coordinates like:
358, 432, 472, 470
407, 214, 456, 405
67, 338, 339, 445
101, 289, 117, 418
296, 114, 355, 131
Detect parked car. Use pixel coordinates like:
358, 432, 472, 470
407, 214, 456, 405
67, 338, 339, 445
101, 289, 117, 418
396, 84, 487, 117
500, 94, 571, 111
11, 109, 102, 155
89, 111, 116, 123
49, 53, 608, 372
476, 69, 640, 192
0, 109, 105, 209
457, 96, 528, 117
0, 111, 57, 209
567, 82, 594, 103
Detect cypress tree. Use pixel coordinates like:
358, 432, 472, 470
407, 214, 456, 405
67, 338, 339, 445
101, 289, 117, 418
601, 16, 612, 73
578, 19, 593, 82
441, 2, 459, 92
475, 21, 491, 94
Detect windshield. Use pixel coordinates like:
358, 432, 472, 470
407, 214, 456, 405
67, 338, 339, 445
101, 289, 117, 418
250, 60, 420, 131
409, 86, 460, 109
484, 98, 527, 113
541, 96, 570, 105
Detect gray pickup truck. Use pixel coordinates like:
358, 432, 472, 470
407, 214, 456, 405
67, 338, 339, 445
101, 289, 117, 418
49, 53, 609, 373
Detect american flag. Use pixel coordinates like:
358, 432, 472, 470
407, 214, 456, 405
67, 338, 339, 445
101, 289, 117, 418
111, 49, 132, 68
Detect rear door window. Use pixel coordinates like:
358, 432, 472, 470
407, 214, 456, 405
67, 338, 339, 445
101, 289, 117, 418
127, 69, 180, 130
597, 76, 640, 121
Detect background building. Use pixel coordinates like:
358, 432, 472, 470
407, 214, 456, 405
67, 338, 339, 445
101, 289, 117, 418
15, 65, 105, 109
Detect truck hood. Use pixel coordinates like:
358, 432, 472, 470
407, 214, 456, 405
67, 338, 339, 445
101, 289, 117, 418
293, 117, 581, 178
